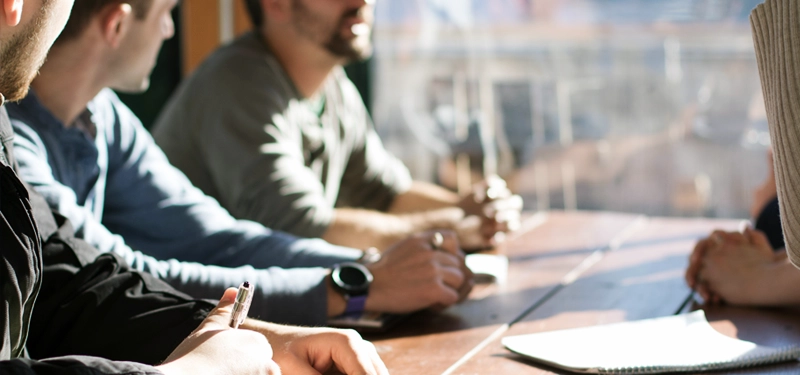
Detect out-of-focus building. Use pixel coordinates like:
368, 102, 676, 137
372, 0, 768, 218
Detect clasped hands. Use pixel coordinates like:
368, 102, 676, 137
685, 227, 786, 306
456, 175, 523, 250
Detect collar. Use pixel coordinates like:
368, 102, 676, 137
11, 89, 98, 140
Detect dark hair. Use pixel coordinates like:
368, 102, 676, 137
58, 0, 154, 42
243, 0, 264, 27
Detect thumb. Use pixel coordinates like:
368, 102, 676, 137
197, 287, 239, 332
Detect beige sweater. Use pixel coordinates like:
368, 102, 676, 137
751, 0, 800, 267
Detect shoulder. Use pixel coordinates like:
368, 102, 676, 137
155, 33, 297, 135
186, 33, 294, 102
7, 95, 56, 151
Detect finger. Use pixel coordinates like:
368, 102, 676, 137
709, 230, 726, 245
745, 227, 774, 255
488, 194, 523, 213
456, 268, 475, 302
493, 210, 521, 232
717, 230, 747, 245
349, 340, 389, 375
430, 231, 463, 258
483, 195, 522, 220
433, 279, 460, 307
697, 281, 712, 302
438, 263, 467, 291
332, 339, 383, 375
686, 238, 710, 287
481, 217, 502, 236
371, 343, 390, 375
495, 206, 522, 223
433, 250, 464, 270
480, 175, 508, 201
196, 287, 238, 332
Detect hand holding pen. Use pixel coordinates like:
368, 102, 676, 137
158, 286, 280, 375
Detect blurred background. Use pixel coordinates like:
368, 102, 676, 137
125, 0, 769, 219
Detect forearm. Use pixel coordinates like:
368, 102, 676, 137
388, 181, 459, 214
751, 258, 800, 306
322, 207, 464, 250
159, 262, 335, 325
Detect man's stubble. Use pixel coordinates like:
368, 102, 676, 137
0, 2, 56, 103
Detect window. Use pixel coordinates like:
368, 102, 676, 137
372, 0, 768, 218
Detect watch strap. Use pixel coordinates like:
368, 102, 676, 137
343, 294, 368, 316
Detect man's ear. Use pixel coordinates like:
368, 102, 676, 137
3, 0, 23, 27
262, 0, 290, 23
100, 3, 133, 48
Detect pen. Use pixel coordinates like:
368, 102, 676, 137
229, 281, 253, 329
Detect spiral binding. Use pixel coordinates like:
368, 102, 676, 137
596, 346, 800, 374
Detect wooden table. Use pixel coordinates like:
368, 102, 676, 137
367, 211, 800, 374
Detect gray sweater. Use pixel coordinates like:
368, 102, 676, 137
153, 32, 412, 239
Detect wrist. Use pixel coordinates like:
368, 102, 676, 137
764, 259, 800, 305
327, 263, 373, 317
326, 269, 347, 316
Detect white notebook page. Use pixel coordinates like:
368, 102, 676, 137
502, 311, 800, 373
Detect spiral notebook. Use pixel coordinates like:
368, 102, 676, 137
502, 311, 800, 374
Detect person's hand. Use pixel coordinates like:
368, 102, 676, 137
244, 322, 388, 375
157, 288, 281, 375
695, 228, 782, 305
364, 231, 474, 313
457, 176, 523, 249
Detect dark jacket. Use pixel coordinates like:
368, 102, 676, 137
0, 106, 213, 373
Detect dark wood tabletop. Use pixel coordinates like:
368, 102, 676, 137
366, 211, 800, 375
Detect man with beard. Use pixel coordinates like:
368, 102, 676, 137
0, 1, 388, 374
11, 0, 473, 326
152, 0, 524, 256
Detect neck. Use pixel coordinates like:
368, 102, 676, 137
31, 41, 108, 126
260, 26, 343, 98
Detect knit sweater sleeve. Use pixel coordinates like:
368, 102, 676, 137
751, 0, 800, 267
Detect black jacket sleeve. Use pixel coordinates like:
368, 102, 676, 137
25, 189, 215, 365
0, 356, 162, 374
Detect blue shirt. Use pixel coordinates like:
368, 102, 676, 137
9, 89, 361, 325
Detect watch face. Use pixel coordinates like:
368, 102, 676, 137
340, 266, 368, 286
333, 262, 373, 295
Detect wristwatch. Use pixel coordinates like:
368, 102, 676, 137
330, 262, 373, 315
